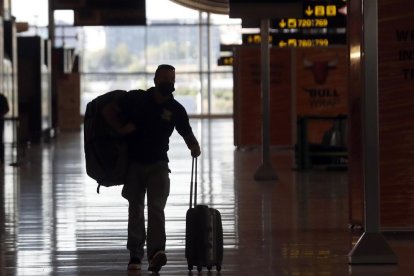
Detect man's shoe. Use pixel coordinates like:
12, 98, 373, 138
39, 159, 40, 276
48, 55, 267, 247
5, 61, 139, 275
128, 257, 141, 270
148, 251, 167, 272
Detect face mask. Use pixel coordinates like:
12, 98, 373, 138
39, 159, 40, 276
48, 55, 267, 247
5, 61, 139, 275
158, 82, 175, 97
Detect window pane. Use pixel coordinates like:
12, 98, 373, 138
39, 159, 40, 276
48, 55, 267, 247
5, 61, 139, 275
211, 72, 233, 114
210, 24, 241, 72
176, 72, 200, 115
78, 0, 242, 116
81, 26, 146, 73
145, 25, 200, 71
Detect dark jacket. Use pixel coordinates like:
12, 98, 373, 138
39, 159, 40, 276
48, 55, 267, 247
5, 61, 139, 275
119, 88, 194, 164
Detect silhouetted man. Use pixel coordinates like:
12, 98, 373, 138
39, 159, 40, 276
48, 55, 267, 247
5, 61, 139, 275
102, 64, 201, 272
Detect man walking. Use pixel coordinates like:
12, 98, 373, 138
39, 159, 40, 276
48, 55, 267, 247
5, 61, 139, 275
102, 64, 201, 272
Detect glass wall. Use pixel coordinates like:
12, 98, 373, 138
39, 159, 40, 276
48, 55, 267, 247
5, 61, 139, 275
79, 0, 241, 116
12, 0, 241, 116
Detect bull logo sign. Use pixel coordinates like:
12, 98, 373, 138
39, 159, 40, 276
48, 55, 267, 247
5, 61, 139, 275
302, 55, 340, 108
303, 56, 338, 85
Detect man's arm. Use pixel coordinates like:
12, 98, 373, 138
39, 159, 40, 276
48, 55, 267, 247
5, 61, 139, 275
184, 132, 201, 157
174, 102, 201, 157
101, 101, 136, 135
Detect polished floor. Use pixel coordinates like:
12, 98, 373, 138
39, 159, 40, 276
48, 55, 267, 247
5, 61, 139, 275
1, 119, 413, 276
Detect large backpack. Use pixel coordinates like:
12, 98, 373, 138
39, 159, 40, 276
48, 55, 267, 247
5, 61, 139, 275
83, 90, 129, 193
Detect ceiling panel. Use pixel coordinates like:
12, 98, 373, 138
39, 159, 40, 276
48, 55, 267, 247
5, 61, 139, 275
170, 0, 229, 14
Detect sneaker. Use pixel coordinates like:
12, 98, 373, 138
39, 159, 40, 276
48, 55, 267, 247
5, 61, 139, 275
128, 257, 141, 270
148, 250, 167, 272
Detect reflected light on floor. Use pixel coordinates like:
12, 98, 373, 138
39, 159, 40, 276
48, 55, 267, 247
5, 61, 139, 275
1, 119, 413, 275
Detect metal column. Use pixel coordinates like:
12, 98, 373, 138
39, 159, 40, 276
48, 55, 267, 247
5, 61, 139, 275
348, 0, 397, 264
254, 18, 278, 181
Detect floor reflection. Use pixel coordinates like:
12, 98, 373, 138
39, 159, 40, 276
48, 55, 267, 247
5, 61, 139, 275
0, 119, 413, 275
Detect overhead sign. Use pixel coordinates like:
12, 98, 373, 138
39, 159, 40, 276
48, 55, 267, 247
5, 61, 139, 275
217, 56, 234, 66
242, 33, 346, 47
229, 0, 303, 19
74, 9, 146, 26
240, 0, 347, 47
273, 17, 346, 30
220, 44, 238, 52
52, 0, 85, 9
303, 3, 338, 17
273, 1, 347, 30
302, 1, 347, 18
242, 34, 273, 45
85, 0, 144, 9
52, 0, 144, 10
240, 1, 347, 29
274, 36, 345, 48
53, 0, 147, 26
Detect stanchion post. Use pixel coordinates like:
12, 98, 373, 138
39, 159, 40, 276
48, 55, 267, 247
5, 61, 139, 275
254, 18, 278, 181
348, 0, 397, 264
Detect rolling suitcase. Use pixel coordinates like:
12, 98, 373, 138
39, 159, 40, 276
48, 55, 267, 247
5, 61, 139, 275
185, 157, 223, 272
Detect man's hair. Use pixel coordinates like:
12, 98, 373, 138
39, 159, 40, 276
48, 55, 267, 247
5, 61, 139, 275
155, 64, 175, 77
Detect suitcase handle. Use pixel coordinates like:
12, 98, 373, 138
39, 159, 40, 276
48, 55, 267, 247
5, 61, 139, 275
190, 157, 198, 208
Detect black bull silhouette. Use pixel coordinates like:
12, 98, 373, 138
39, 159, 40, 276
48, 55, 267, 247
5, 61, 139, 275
303, 57, 338, 85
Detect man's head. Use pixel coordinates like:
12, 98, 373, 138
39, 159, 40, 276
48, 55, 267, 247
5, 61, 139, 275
154, 64, 175, 99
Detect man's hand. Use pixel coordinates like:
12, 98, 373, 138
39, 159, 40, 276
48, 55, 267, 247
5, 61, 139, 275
184, 133, 200, 157
190, 144, 201, 158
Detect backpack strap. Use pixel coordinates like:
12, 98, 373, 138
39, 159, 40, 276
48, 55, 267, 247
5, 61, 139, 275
128, 89, 146, 93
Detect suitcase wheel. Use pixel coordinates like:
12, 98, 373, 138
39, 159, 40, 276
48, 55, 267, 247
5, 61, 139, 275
207, 265, 212, 271
197, 265, 202, 272
217, 265, 222, 272
187, 264, 193, 271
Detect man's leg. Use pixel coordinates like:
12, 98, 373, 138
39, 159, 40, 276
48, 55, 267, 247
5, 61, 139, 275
146, 161, 170, 268
122, 163, 147, 264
